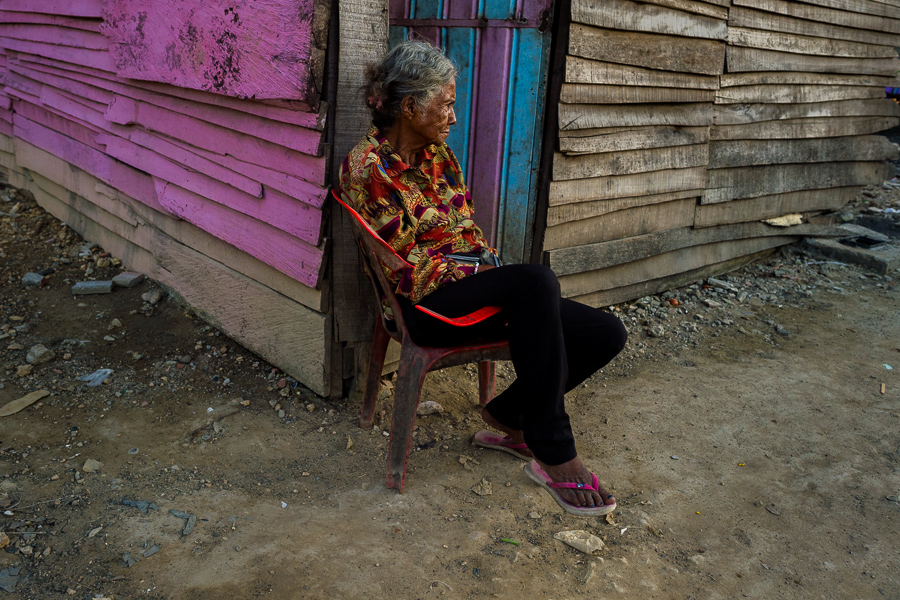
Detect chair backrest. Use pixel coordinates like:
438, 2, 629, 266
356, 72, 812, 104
332, 190, 411, 338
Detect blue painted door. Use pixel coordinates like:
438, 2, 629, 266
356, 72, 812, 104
389, 0, 553, 264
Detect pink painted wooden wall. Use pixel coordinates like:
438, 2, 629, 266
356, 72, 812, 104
0, 0, 329, 290
101, 0, 322, 106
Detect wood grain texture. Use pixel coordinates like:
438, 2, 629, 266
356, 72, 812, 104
0, 37, 115, 72
559, 125, 709, 155
569, 24, 726, 75
0, 1, 102, 18
101, 0, 323, 104
0, 24, 108, 51
0, 11, 102, 32
550, 167, 709, 205
560, 83, 715, 104
719, 71, 899, 87
733, 0, 900, 33
571, 0, 727, 40
704, 161, 889, 203
154, 180, 325, 288
726, 46, 900, 76
548, 189, 704, 226
548, 222, 839, 276
553, 144, 709, 181
715, 84, 888, 104
729, 6, 900, 46
559, 236, 795, 298
727, 26, 898, 58
710, 116, 899, 140
543, 198, 697, 250
570, 250, 774, 308
693, 186, 860, 227
565, 56, 719, 89
713, 99, 900, 124
633, 0, 729, 19
559, 102, 712, 131
709, 136, 898, 168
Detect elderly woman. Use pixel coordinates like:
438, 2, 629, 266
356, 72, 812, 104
338, 41, 627, 516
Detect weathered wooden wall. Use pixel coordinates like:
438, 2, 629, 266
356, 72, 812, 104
544, 0, 900, 306
0, 0, 333, 395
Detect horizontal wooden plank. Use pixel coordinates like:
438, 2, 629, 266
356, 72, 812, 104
569, 24, 725, 75
0, 1, 102, 18
0, 133, 13, 154
12, 98, 104, 151
548, 189, 704, 226
713, 98, 900, 124
559, 236, 795, 298
729, 6, 900, 46
550, 167, 708, 205
549, 222, 840, 276
704, 161, 889, 203
570, 249, 775, 308
733, 0, 900, 33
16, 52, 324, 129
97, 134, 323, 244
571, 0, 727, 39
693, 186, 860, 227
715, 84, 887, 104
0, 23, 108, 50
727, 26, 898, 58
543, 198, 697, 250
565, 56, 719, 89
709, 136, 898, 168
560, 83, 715, 104
559, 102, 712, 131
0, 36, 114, 72
636, 0, 729, 19
710, 116, 899, 140
559, 125, 709, 155
154, 180, 324, 289
101, 0, 321, 104
726, 46, 900, 76
553, 144, 709, 181
719, 71, 899, 87
793, 0, 900, 19
0, 10, 101, 32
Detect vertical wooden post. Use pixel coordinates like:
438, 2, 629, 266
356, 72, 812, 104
327, 0, 390, 398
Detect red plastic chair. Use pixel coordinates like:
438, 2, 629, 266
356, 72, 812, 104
333, 190, 511, 492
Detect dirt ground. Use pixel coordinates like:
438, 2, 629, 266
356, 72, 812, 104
1, 182, 899, 600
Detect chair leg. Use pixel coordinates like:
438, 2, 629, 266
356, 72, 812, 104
477, 361, 495, 407
386, 347, 430, 492
361, 318, 391, 429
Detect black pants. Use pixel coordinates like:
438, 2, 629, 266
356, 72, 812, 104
400, 264, 627, 465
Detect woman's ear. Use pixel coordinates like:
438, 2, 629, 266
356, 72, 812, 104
400, 96, 416, 119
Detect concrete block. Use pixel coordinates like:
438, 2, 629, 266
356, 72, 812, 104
72, 281, 114, 295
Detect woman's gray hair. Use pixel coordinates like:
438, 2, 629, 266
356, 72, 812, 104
365, 41, 457, 129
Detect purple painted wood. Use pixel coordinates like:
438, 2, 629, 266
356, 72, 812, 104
154, 180, 324, 288
0, 24, 109, 51
0, 119, 11, 136
468, 27, 511, 244
98, 134, 322, 245
14, 99, 105, 152
0, 38, 115, 72
0, 1, 102, 18
101, 0, 319, 103
0, 11, 103, 33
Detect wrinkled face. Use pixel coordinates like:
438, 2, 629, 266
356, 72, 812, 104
409, 81, 457, 147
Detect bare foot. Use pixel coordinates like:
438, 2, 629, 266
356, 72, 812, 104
536, 457, 616, 508
480, 408, 533, 458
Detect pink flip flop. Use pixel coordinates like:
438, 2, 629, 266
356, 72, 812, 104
524, 460, 617, 517
472, 430, 532, 461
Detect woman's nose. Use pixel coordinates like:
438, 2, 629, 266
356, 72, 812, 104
449, 107, 457, 126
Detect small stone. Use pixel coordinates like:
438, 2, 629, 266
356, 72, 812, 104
886, 496, 900, 503
471, 477, 493, 496
16, 364, 33, 377
95, 257, 111, 268
21, 272, 45, 286
765, 504, 781, 516
670, 455, 679, 460
72, 281, 114, 295
702, 298, 723, 308
647, 324, 667, 338
527, 512, 541, 519
141, 289, 164, 304
19, 546, 33, 556
774, 325, 790, 337
109, 318, 123, 329
112, 271, 145, 288
176, 355, 193, 364
26, 344, 55, 365
82, 459, 103, 473
416, 400, 444, 416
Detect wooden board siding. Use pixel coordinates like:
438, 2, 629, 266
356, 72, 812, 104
541, 0, 896, 305
101, 0, 327, 107
0, 2, 332, 395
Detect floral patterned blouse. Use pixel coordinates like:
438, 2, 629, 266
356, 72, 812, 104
338, 124, 495, 303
